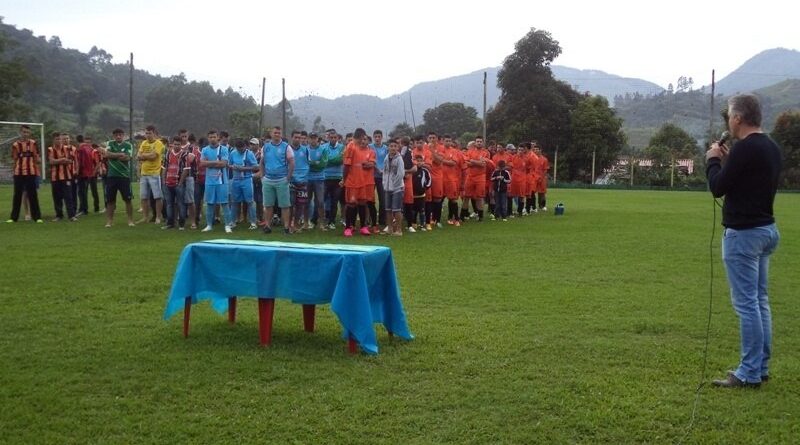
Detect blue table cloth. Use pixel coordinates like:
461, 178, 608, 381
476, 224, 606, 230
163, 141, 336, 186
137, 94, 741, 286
163, 240, 413, 354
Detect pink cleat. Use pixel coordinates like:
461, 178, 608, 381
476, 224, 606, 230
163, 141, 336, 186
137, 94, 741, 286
360, 226, 371, 236
344, 228, 353, 237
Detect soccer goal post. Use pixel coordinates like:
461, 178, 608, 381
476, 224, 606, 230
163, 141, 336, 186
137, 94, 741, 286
0, 121, 46, 184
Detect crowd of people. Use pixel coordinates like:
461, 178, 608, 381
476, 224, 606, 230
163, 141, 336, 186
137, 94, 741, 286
6, 124, 551, 236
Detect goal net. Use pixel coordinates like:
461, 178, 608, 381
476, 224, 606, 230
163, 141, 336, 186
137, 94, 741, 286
0, 121, 46, 184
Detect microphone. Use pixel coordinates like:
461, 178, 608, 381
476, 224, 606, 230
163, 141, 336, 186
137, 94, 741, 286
719, 131, 731, 146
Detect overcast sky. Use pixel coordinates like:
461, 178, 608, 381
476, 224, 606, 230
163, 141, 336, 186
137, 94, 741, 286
2, 0, 797, 104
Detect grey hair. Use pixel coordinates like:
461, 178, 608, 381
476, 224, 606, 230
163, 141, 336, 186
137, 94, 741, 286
728, 94, 762, 127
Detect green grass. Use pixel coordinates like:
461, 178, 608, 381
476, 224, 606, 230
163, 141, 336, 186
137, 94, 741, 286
1, 186, 798, 444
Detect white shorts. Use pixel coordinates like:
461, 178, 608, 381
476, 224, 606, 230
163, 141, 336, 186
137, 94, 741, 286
140, 175, 162, 199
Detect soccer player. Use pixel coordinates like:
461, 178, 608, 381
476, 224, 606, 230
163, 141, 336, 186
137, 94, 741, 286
98, 129, 135, 227
532, 143, 549, 212
322, 130, 344, 229
260, 126, 295, 234
229, 138, 259, 230
200, 130, 233, 233
306, 132, 328, 230
289, 130, 309, 232
463, 138, 487, 221
442, 137, 463, 226
75, 135, 99, 216
136, 125, 164, 224
369, 130, 389, 232
382, 138, 406, 236
342, 128, 376, 237
426, 132, 447, 228
48, 132, 77, 222
7, 125, 43, 223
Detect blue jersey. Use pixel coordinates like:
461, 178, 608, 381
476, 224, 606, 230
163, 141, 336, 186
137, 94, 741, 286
201, 144, 229, 185
292, 145, 310, 183
228, 148, 258, 180
323, 142, 344, 180
370, 143, 389, 177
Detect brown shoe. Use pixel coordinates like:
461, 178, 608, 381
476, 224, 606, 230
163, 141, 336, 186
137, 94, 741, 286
727, 370, 769, 383
713, 372, 761, 388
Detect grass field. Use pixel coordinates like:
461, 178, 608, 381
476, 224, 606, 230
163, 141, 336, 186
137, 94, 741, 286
0, 186, 798, 444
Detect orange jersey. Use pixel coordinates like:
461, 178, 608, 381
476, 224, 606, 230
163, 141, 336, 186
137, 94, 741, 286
48, 145, 74, 181
12, 138, 40, 176
464, 148, 486, 181
426, 143, 446, 180
343, 143, 376, 188
491, 152, 513, 170
412, 146, 432, 166
442, 147, 463, 183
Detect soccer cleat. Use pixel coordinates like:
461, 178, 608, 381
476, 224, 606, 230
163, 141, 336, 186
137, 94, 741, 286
360, 226, 371, 236
407, 226, 416, 233
344, 228, 353, 237
328, 223, 336, 230
249, 223, 258, 230
201, 225, 213, 232
224, 225, 233, 233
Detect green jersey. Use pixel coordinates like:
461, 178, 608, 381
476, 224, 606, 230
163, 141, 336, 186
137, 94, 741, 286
107, 140, 132, 178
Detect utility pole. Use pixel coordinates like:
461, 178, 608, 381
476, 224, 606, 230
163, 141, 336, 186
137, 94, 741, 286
259, 77, 266, 137
281, 78, 286, 132
482, 71, 487, 141
591, 148, 596, 185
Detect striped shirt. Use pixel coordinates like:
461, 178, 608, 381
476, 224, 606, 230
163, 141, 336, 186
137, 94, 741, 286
12, 138, 40, 176
48, 145, 74, 181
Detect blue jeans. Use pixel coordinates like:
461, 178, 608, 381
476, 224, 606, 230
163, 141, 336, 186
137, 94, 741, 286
722, 223, 780, 383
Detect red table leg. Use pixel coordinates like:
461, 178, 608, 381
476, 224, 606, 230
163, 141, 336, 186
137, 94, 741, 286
228, 296, 237, 324
348, 334, 358, 354
302, 304, 315, 332
258, 298, 275, 347
183, 297, 191, 338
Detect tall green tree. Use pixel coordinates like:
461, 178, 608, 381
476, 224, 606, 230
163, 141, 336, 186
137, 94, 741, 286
486, 27, 581, 178
772, 110, 800, 188
648, 123, 699, 156
418, 102, 481, 137
0, 30, 29, 120
389, 122, 415, 139
568, 95, 626, 182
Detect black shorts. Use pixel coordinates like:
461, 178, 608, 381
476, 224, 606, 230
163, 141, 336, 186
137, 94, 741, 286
106, 176, 132, 204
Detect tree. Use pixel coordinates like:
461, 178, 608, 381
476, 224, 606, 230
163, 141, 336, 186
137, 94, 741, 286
418, 102, 481, 137
312, 116, 326, 134
772, 110, 800, 188
389, 122, 415, 139
648, 123, 699, 157
568, 95, 626, 182
87, 46, 113, 71
95, 107, 125, 134
487, 27, 581, 179
0, 30, 29, 120
64, 86, 98, 130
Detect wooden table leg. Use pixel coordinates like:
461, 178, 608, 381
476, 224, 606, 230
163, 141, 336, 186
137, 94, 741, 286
302, 304, 315, 332
258, 298, 275, 347
183, 297, 191, 338
348, 334, 358, 354
228, 296, 237, 324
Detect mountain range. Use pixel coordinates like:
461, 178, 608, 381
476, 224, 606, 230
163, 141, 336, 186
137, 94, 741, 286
292, 47, 800, 137
291, 66, 666, 133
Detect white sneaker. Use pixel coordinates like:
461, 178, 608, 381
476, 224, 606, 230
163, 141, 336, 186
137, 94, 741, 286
407, 226, 416, 233
522, 209, 528, 216
308, 222, 314, 229
490, 214, 496, 221
532, 208, 539, 213
542, 206, 547, 212
201, 225, 213, 232
382, 226, 391, 234
469, 212, 477, 219
436, 222, 443, 228
249, 223, 258, 230
224, 225, 233, 233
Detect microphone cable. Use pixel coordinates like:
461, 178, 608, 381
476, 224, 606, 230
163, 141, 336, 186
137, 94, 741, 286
677, 197, 723, 445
